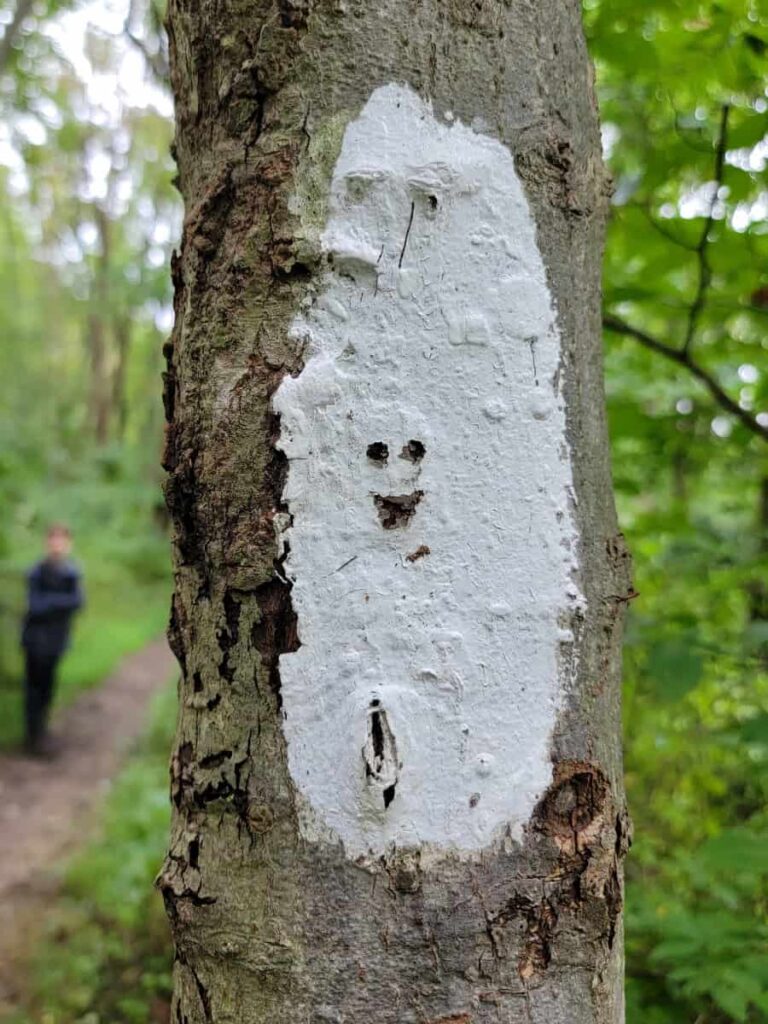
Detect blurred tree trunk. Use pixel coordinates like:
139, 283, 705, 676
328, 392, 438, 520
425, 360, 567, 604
112, 318, 131, 440
160, 3, 631, 1023
86, 313, 109, 445
87, 207, 112, 445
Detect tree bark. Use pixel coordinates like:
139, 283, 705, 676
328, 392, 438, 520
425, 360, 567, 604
160, 3, 631, 1024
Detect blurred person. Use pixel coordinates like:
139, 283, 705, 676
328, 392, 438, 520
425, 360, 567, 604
20, 524, 84, 756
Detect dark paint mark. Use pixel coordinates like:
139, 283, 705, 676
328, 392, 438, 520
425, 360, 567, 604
406, 544, 431, 563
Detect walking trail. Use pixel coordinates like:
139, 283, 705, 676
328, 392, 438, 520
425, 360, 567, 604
0, 638, 176, 1010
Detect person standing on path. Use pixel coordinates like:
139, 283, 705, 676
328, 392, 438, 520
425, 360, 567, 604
20, 524, 84, 756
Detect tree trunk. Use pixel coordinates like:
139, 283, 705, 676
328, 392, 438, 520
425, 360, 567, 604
160, 4, 631, 1024
88, 206, 112, 446
112, 318, 132, 441
86, 311, 110, 445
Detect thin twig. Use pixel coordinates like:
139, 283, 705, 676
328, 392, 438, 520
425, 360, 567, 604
603, 313, 768, 442
672, 108, 714, 155
329, 555, 357, 575
683, 104, 730, 356
646, 211, 698, 252
623, 201, 699, 252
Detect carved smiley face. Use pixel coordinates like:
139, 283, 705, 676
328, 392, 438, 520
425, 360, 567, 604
366, 438, 426, 529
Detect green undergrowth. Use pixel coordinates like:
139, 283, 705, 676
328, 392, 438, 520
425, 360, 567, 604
7, 682, 177, 1024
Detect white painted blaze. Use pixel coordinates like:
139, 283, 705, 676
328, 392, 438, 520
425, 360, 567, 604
273, 84, 583, 857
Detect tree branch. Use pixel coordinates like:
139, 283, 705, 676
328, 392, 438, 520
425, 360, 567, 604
603, 313, 768, 442
624, 200, 698, 252
0, 0, 35, 75
683, 103, 730, 356
124, 0, 169, 85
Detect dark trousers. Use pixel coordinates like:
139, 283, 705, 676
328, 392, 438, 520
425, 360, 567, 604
24, 652, 59, 746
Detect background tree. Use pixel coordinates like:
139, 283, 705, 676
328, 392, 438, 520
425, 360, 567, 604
160, 2, 629, 1023
586, 1, 768, 1020
0, 0, 177, 739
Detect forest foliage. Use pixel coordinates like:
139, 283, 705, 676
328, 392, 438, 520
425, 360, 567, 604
0, 0, 174, 739
587, 1, 768, 1020
0, 0, 766, 1021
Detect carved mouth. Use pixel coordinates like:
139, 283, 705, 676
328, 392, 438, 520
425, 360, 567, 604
372, 490, 424, 529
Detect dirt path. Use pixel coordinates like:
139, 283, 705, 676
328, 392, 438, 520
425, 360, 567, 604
0, 638, 176, 1008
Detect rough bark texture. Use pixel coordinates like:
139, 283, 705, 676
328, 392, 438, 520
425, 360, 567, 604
160, 3, 631, 1023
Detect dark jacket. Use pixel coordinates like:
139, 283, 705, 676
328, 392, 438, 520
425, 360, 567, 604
21, 558, 84, 658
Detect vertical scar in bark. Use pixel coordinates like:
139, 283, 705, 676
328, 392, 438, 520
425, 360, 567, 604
165, 455, 206, 574
170, 740, 195, 810
363, 700, 399, 808
217, 590, 241, 684
189, 961, 213, 1024
168, 592, 187, 681
251, 405, 301, 707
250, 575, 299, 706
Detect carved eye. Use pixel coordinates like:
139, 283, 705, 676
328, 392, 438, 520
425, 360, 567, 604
366, 442, 389, 464
400, 439, 425, 463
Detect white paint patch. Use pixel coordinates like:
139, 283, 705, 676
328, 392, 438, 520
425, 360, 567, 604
273, 84, 584, 857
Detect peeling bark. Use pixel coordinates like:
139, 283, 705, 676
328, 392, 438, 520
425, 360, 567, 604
161, 2, 630, 1022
